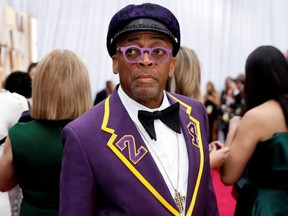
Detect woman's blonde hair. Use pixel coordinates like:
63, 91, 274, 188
32, 49, 92, 119
167, 46, 201, 100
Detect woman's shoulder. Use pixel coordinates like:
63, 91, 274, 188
244, 100, 286, 139
245, 100, 281, 116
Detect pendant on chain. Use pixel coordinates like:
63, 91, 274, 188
174, 190, 186, 213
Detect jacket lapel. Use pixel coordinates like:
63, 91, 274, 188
168, 93, 206, 215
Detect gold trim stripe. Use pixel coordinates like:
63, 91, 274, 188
168, 94, 204, 215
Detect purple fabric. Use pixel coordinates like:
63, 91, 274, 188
60, 87, 219, 216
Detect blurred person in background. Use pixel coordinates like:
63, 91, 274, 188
93, 80, 115, 105
0, 49, 92, 216
231, 73, 245, 117
284, 49, 288, 61
1, 71, 31, 216
26, 62, 38, 110
4, 71, 32, 123
27, 62, 38, 81
203, 81, 221, 143
0, 71, 29, 146
219, 77, 238, 140
0, 71, 29, 216
4, 71, 32, 108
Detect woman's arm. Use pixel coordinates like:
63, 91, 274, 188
220, 111, 261, 185
221, 100, 287, 185
0, 137, 17, 191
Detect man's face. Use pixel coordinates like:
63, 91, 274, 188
112, 31, 176, 108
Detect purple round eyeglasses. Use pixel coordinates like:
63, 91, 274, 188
117, 45, 172, 64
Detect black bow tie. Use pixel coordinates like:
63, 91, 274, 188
138, 102, 181, 141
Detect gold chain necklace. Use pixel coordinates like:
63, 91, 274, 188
137, 125, 186, 213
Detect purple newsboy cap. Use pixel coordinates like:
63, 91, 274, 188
106, 3, 181, 57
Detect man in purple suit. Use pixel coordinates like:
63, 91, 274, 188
60, 3, 219, 216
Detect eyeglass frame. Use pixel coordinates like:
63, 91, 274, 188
116, 45, 173, 64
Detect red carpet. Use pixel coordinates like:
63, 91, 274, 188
211, 168, 237, 216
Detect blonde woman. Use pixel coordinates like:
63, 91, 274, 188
166, 46, 201, 100
0, 49, 92, 216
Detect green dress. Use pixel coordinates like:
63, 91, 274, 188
9, 119, 70, 216
235, 133, 288, 216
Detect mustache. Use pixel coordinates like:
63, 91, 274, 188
132, 69, 159, 78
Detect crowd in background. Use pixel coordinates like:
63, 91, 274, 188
203, 73, 245, 143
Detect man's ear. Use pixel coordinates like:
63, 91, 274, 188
168, 57, 176, 77
112, 55, 119, 74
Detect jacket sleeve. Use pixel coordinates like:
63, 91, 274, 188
60, 125, 96, 216
204, 173, 219, 216
200, 102, 219, 216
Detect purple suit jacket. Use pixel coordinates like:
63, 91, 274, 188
60, 88, 219, 216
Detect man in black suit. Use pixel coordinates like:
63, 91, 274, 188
93, 80, 115, 105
